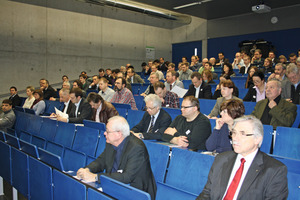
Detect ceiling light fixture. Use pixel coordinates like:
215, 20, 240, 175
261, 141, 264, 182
173, 0, 213, 10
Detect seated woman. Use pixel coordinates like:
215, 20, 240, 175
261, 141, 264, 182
261, 57, 274, 74
243, 71, 266, 102
212, 78, 239, 99
205, 99, 245, 153
220, 63, 235, 79
245, 66, 258, 89
202, 69, 216, 84
31, 89, 46, 115
208, 79, 242, 119
23, 86, 35, 108
278, 55, 287, 65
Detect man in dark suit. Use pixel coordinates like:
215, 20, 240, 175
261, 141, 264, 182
39, 79, 57, 100
9, 86, 21, 108
50, 88, 74, 116
88, 75, 101, 91
131, 94, 172, 140
184, 72, 212, 99
216, 52, 229, 67
197, 115, 288, 200
56, 88, 92, 124
77, 116, 157, 200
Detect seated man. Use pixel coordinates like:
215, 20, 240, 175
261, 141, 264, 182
89, 75, 101, 91
251, 49, 264, 69
150, 64, 164, 80
0, 99, 16, 132
162, 96, 211, 151
110, 78, 137, 110
116, 72, 132, 91
126, 68, 145, 84
141, 72, 159, 97
267, 63, 287, 82
232, 52, 244, 69
281, 63, 300, 104
87, 92, 118, 124
131, 94, 172, 140
190, 55, 201, 71
178, 62, 193, 81
53, 88, 74, 115
184, 72, 212, 99
77, 116, 157, 200
216, 52, 229, 66
9, 86, 21, 108
154, 82, 180, 108
252, 78, 297, 129
164, 71, 184, 91
98, 78, 115, 102
57, 88, 92, 123
40, 79, 57, 100
197, 115, 288, 200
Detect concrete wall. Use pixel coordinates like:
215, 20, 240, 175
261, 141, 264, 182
0, 0, 177, 96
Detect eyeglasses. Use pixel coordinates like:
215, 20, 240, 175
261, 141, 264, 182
145, 106, 156, 111
181, 105, 195, 109
229, 131, 254, 138
105, 130, 118, 134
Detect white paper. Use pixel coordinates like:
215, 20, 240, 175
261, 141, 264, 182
171, 85, 188, 98
55, 107, 68, 118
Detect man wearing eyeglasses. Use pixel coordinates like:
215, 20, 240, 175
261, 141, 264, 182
77, 116, 157, 200
162, 96, 211, 151
130, 94, 172, 140
197, 115, 288, 200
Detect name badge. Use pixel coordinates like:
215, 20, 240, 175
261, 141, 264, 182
186, 130, 191, 135
117, 169, 123, 173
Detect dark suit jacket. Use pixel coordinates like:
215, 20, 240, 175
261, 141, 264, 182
9, 94, 21, 108
86, 135, 157, 200
63, 101, 75, 115
198, 151, 288, 200
251, 97, 297, 128
243, 86, 262, 102
68, 98, 92, 124
131, 109, 172, 140
91, 101, 119, 124
184, 82, 212, 99
43, 86, 57, 100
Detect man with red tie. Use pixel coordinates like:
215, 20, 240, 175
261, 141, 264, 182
197, 115, 288, 200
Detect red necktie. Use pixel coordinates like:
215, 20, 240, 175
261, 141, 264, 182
223, 158, 246, 200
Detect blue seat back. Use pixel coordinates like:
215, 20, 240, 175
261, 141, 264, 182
62, 148, 86, 172
14, 111, 30, 135
182, 80, 192, 89
165, 148, 215, 194
38, 148, 64, 171
83, 120, 106, 132
24, 108, 36, 115
127, 109, 145, 129
5, 133, 20, 149
88, 188, 113, 200
28, 157, 53, 200
15, 106, 24, 112
95, 131, 106, 157
260, 125, 273, 154
131, 83, 141, 95
209, 119, 216, 132
20, 131, 32, 143
45, 141, 64, 157
116, 107, 128, 119
0, 141, 12, 183
144, 141, 170, 183
273, 126, 300, 160
0, 131, 6, 142
292, 105, 300, 127
54, 121, 76, 148
53, 169, 87, 200
112, 103, 131, 110
134, 95, 145, 110
72, 126, 99, 157
238, 88, 248, 99
11, 148, 29, 198
100, 175, 151, 200
44, 100, 64, 115
20, 140, 39, 158
199, 99, 216, 115
26, 114, 43, 136
243, 101, 256, 115
32, 135, 46, 149
6, 128, 17, 136
39, 118, 58, 141
162, 107, 181, 121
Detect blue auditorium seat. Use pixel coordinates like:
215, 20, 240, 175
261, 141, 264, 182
273, 126, 300, 160
140, 84, 150, 94
112, 103, 131, 110
14, 111, 30, 136
231, 76, 247, 88
54, 121, 76, 148
26, 114, 43, 136
143, 141, 170, 183
0, 131, 5, 142
86, 155, 96, 166
39, 118, 58, 141
131, 83, 141, 95
100, 175, 151, 200
156, 148, 215, 200
94, 131, 106, 157
28, 157, 53, 200
127, 109, 145, 129
162, 107, 181, 121
5, 133, 20, 149
20, 140, 39, 158
11, 148, 29, 198
182, 80, 192, 89
209, 119, 216, 132
44, 100, 64, 115
72, 126, 99, 157
31, 135, 46, 149
260, 125, 273, 154
45, 141, 64, 157
243, 101, 256, 115
53, 169, 87, 200
271, 155, 300, 200
134, 95, 145, 110
6, 128, 17, 136
0, 140, 12, 183
83, 120, 106, 132
292, 105, 300, 127
19, 131, 32, 143
24, 108, 36, 115
62, 147, 86, 172
198, 99, 216, 115
14, 106, 24, 112
88, 188, 113, 200
116, 107, 128, 119
38, 147, 65, 171
238, 88, 248, 99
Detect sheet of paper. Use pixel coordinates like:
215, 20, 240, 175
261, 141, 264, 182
171, 85, 188, 98
55, 107, 68, 118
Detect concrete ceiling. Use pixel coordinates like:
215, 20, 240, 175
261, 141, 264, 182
132, 0, 300, 20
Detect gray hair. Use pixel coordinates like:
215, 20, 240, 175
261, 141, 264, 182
60, 88, 70, 95
267, 78, 282, 89
144, 94, 162, 109
275, 63, 286, 70
286, 63, 298, 75
108, 116, 130, 138
150, 72, 159, 79
233, 115, 264, 147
